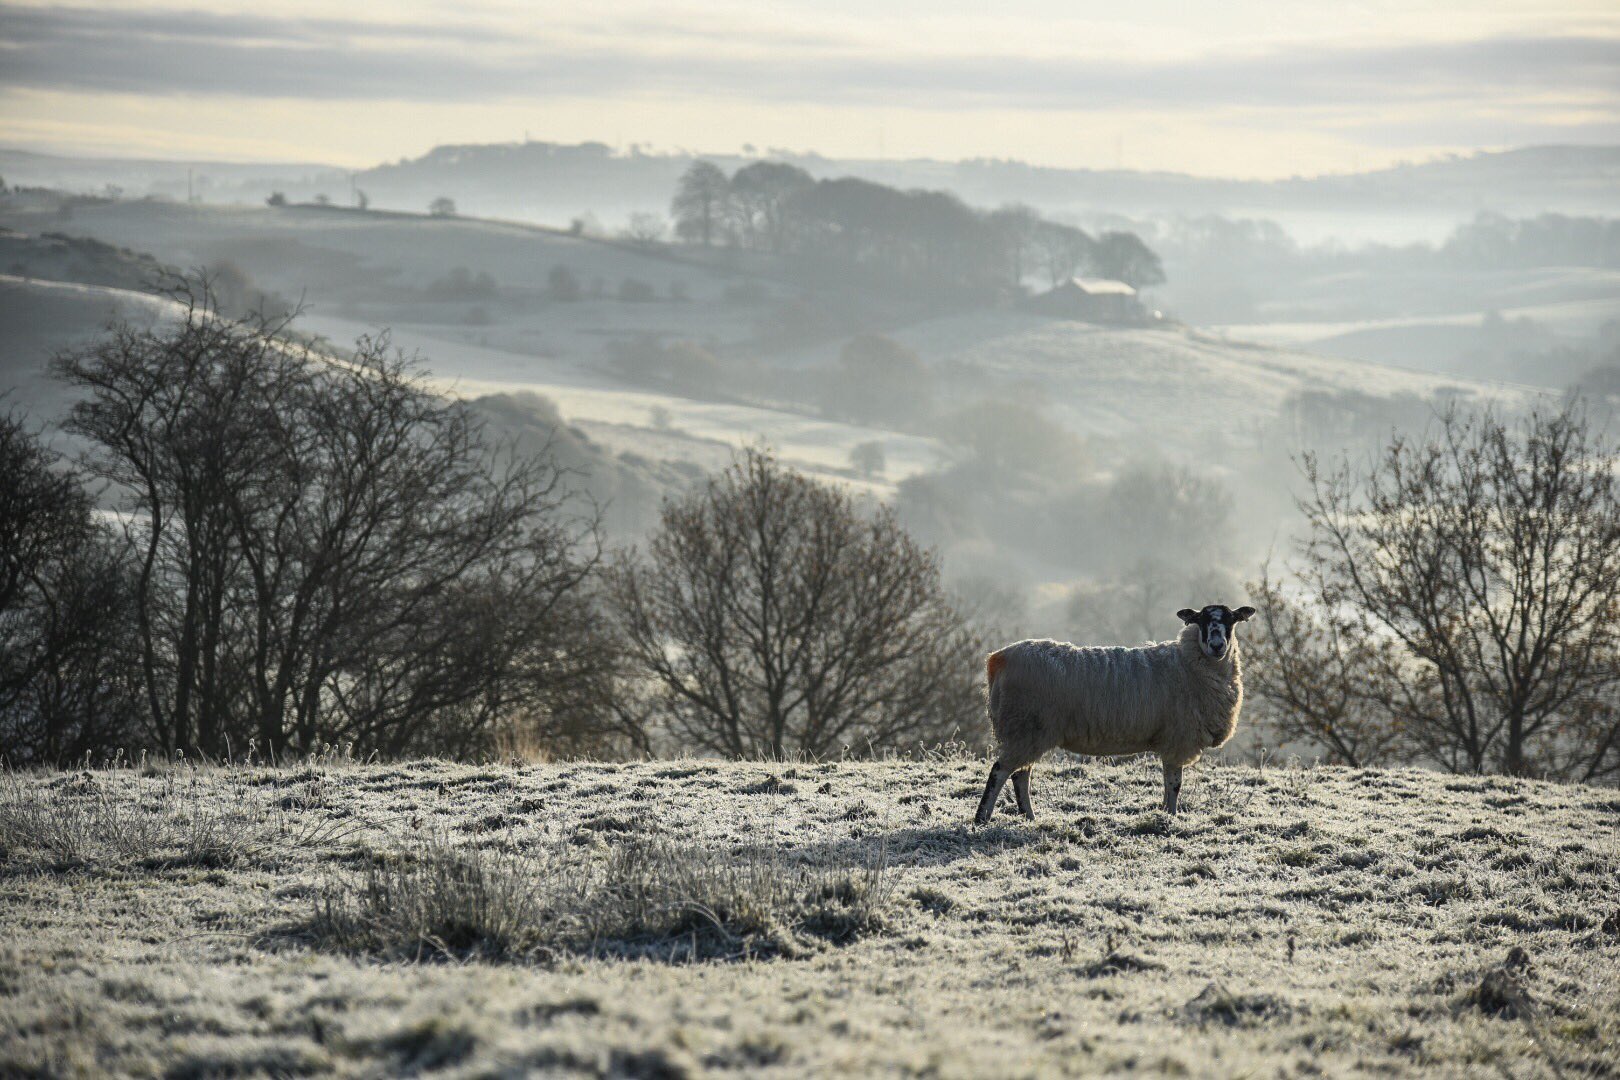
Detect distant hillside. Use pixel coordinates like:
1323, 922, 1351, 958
0, 146, 346, 199
0, 191, 1538, 510
6, 143, 1617, 232
285, 142, 1620, 226
0, 227, 166, 292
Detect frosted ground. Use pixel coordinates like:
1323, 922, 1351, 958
2, 756, 1615, 1077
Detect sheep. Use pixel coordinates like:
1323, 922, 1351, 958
974, 604, 1254, 823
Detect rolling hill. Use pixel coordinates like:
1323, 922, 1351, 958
0, 189, 1544, 565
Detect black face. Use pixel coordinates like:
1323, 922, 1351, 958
1176, 604, 1255, 660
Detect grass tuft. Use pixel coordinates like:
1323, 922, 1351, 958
1182, 981, 1291, 1026
0, 767, 359, 873
306, 832, 894, 963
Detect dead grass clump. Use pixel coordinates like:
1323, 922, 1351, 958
909, 886, 954, 915
1468, 947, 1534, 1018
1183, 982, 1291, 1026
739, 775, 796, 795
576, 837, 893, 958
1084, 950, 1163, 977
307, 833, 894, 963
0, 770, 263, 871
1411, 874, 1474, 906
311, 839, 554, 960
1125, 812, 1172, 837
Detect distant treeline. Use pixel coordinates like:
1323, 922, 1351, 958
670, 160, 1164, 295
1154, 211, 1620, 273
1439, 212, 1620, 269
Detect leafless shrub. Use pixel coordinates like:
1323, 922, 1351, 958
938, 400, 1087, 481
820, 335, 933, 428
581, 838, 893, 958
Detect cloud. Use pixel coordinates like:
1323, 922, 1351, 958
1, 4, 1616, 118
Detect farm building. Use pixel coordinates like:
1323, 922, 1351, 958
1026, 277, 1148, 325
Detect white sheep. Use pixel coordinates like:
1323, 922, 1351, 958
974, 604, 1254, 822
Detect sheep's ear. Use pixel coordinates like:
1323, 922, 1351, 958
1233, 606, 1256, 622
1176, 608, 1198, 624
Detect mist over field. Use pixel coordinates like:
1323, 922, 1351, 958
1, 1, 1618, 1076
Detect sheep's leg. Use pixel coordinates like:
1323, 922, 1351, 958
1163, 762, 1183, 814
1012, 767, 1034, 819
975, 760, 1012, 825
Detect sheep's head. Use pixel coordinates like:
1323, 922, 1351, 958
1176, 604, 1255, 660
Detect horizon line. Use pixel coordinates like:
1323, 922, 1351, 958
5, 138, 1617, 186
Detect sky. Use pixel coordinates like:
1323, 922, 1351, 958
1, 0, 1617, 178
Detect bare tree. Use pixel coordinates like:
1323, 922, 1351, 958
622, 212, 667, 249
1066, 560, 1240, 649
54, 276, 612, 759
1089, 230, 1165, 288
670, 161, 730, 248
1240, 570, 1418, 767
988, 204, 1041, 288
607, 447, 983, 758
728, 162, 812, 253
1284, 404, 1620, 780
0, 412, 142, 762
1034, 221, 1094, 287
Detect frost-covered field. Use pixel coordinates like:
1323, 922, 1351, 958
3, 757, 1616, 1077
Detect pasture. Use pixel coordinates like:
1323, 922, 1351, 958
2, 755, 1615, 1077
